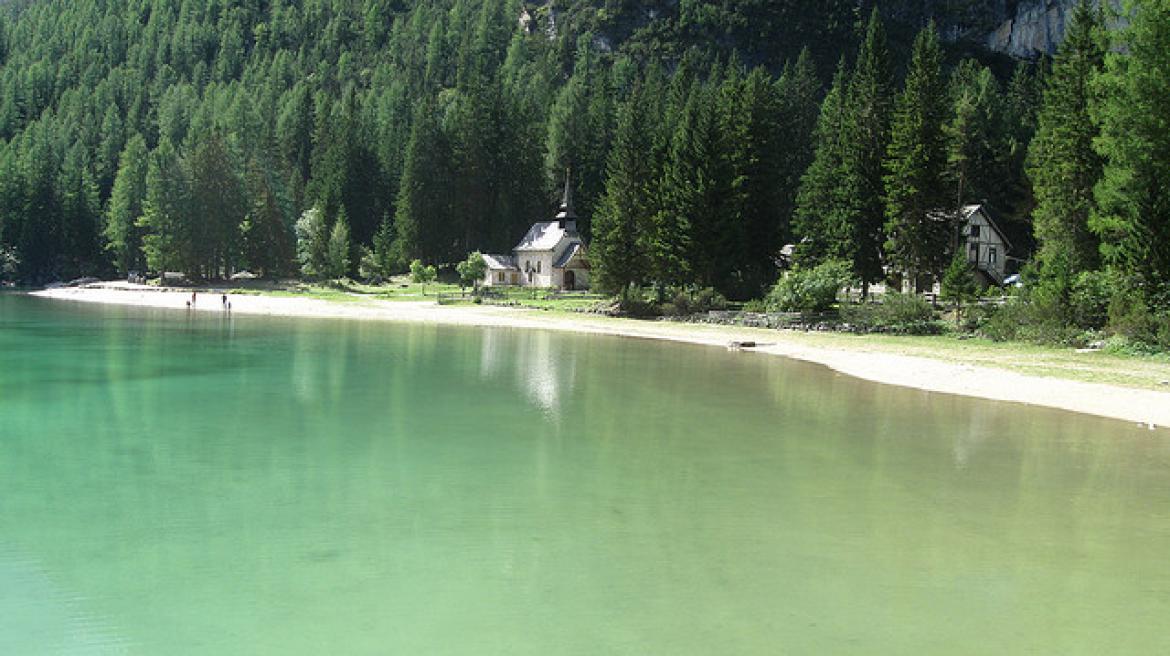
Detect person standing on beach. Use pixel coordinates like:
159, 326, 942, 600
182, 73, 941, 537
191, 291, 197, 306
222, 294, 227, 308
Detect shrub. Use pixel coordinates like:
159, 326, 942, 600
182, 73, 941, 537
663, 286, 728, 316
741, 298, 767, 313
1107, 287, 1170, 351
0, 246, 18, 281
1068, 271, 1114, 329
616, 295, 658, 318
766, 260, 853, 313
979, 292, 1082, 345
840, 293, 941, 335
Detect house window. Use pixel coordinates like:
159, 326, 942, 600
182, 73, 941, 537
988, 247, 997, 264
970, 224, 980, 238
969, 244, 979, 262
497, 272, 505, 282
537, 261, 542, 274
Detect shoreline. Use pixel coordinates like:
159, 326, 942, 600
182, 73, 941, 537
29, 284, 1170, 431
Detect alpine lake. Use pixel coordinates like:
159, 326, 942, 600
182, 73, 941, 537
1, 293, 1168, 655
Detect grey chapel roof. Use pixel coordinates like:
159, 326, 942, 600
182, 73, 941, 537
481, 253, 518, 270
514, 221, 570, 252
553, 241, 586, 268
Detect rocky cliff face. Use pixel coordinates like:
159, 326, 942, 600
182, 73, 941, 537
983, 0, 1078, 57
929, 0, 1116, 58
530, 0, 1110, 64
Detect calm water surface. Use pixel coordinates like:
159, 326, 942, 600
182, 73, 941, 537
1, 294, 1168, 654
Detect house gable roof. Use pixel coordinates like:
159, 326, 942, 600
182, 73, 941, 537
963, 204, 1014, 253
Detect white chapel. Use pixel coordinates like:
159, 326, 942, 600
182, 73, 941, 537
480, 176, 590, 290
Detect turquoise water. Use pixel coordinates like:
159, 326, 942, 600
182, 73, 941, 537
1, 294, 1168, 654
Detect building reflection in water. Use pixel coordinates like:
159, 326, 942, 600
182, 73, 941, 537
479, 328, 577, 421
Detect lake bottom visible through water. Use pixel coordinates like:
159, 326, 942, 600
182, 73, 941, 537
1, 294, 1168, 654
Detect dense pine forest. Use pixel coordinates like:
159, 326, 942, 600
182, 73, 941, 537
0, 0, 1168, 349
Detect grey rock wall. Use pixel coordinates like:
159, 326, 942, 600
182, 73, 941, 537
985, 0, 1076, 57
977, 0, 1120, 58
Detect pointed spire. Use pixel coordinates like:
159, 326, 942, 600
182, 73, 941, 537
556, 168, 577, 229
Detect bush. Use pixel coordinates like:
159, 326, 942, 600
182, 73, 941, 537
1068, 271, 1114, 329
1108, 288, 1170, 351
616, 295, 658, 318
979, 292, 1083, 345
0, 245, 18, 281
959, 302, 998, 333
766, 260, 853, 313
840, 293, 941, 335
661, 286, 728, 316
741, 298, 767, 313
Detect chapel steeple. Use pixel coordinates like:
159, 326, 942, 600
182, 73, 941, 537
555, 169, 578, 232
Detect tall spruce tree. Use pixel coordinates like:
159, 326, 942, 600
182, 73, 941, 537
661, 80, 726, 292
105, 134, 150, 274
187, 132, 245, 278
718, 65, 784, 299
884, 22, 950, 291
545, 36, 612, 239
393, 101, 452, 266
241, 157, 294, 278
138, 140, 191, 275
57, 144, 102, 277
1027, 0, 1106, 285
793, 58, 853, 267
947, 62, 1006, 203
592, 82, 654, 296
774, 48, 821, 250
842, 8, 894, 293
1092, 0, 1170, 307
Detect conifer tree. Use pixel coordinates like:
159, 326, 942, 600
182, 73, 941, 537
842, 8, 894, 292
241, 158, 294, 278
661, 80, 725, 291
57, 144, 102, 277
327, 209, 352, 280
104, 134, 150, 274
884, 22, 950, 291
393, 101, 452, 265
793, 59, 852, 267
593, 81, 653, 296
1092, 0, 1170, 307
774, 48, 821, 248
718, 65, 784, 299
1028, 0, 1105, 284
545, 36, 612, 238
947, 61, 1008, 211
187, 132, 245, 278
139, 140, 191, 275
295, 207, 329, 279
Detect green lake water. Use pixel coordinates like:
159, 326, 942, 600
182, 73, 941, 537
1, 294, 1168, 654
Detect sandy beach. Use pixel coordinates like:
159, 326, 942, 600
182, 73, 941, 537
29, 283, 1170, 430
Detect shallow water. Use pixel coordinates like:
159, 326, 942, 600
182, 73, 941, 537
1, 294, 1168, 654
